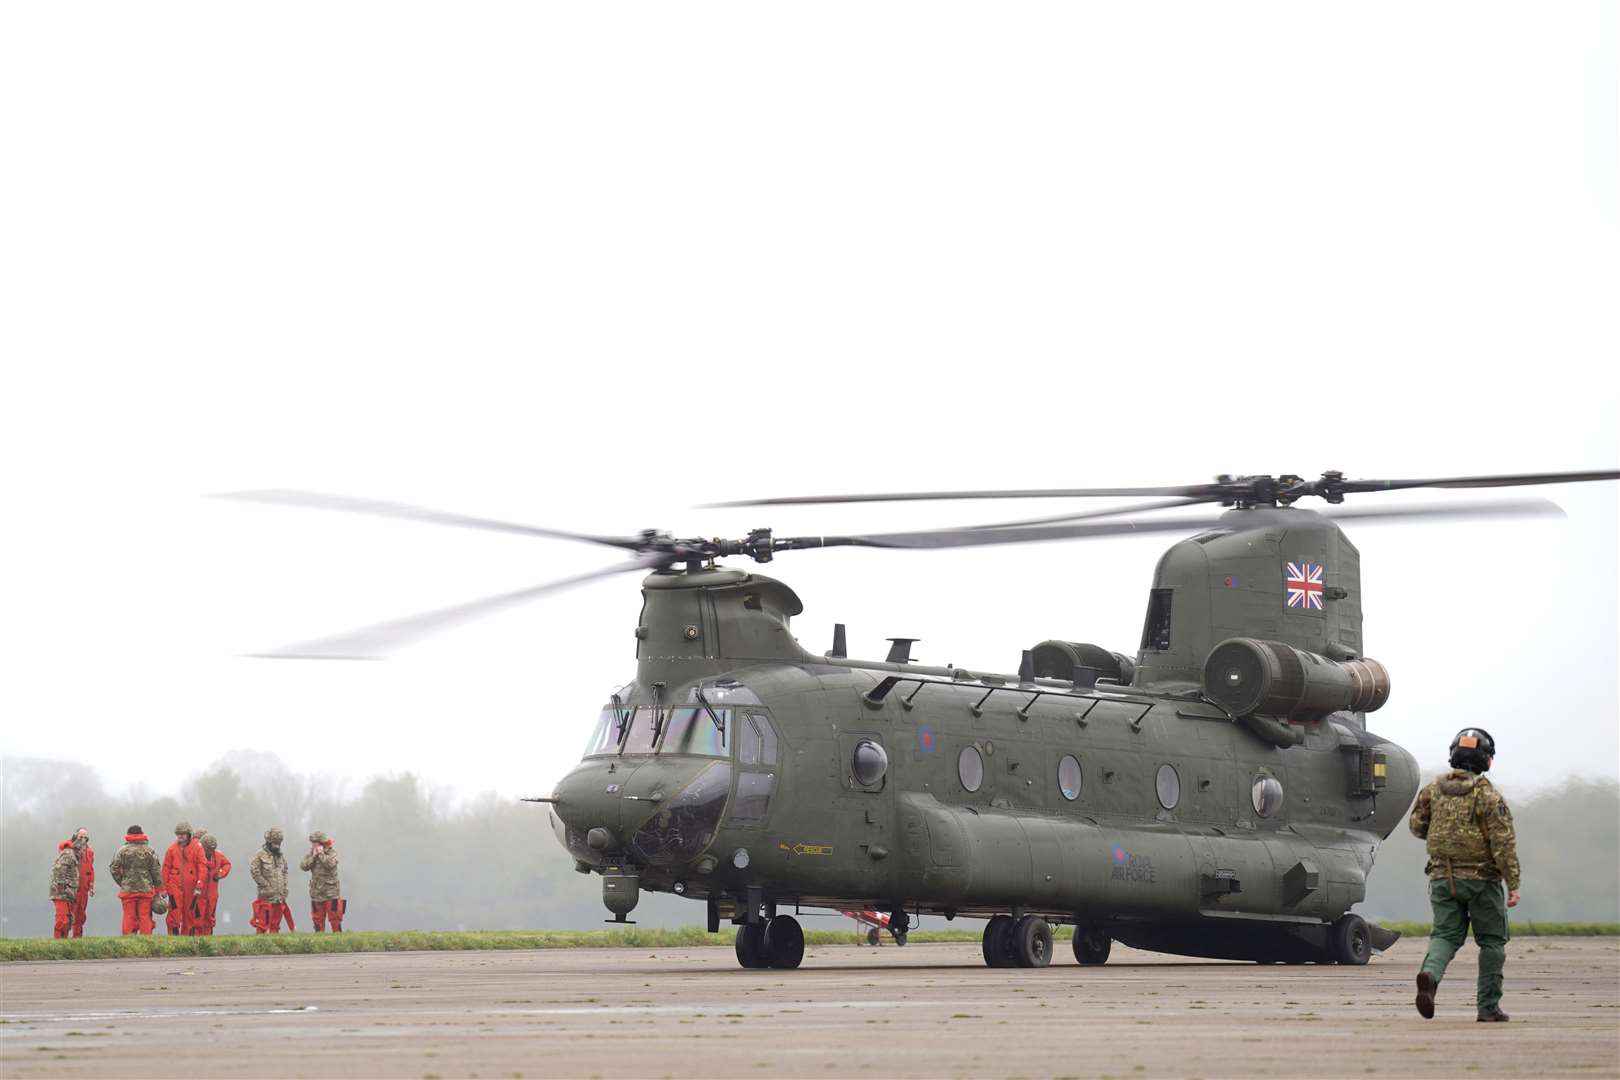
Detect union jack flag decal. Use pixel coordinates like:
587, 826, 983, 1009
1285, 562, 1325, 610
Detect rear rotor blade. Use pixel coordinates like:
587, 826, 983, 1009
702, 483, 1226, 508
964, 497, 1215, 530
822, 498, 1565, 552
1328, 470, 1620, 495
249, 555, 667, 659
216, 489, 644, 551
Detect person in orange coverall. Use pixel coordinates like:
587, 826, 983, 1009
69, 828, 94, 937
193, 831, 232, 935
162, 821, 205, 935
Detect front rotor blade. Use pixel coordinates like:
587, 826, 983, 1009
216, 489, 644, 550
830, 498, 1565, 552
1331, 470, 1620, 495
702, 483, 1225, 508
249, 555, 667, 659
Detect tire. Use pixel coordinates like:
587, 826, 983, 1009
1072, 926, 1111, 966
1012, 915, 1052, 968
866, 927, 881, 947
893, 931, 907, 947
1332, 914, 1371, 966
764, 915, 805, 969
981, 914, 1016, 968
735, 922, 769, 969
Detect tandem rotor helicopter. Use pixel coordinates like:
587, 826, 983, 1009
225, 468, 1617, 971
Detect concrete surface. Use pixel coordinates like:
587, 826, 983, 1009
2, 936, 1616, 1078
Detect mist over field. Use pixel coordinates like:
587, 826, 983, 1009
4, 755, 1614, 939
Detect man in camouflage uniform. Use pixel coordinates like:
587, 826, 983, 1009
249, 828, 293, 933
300, 830, 344, 932
49, 837, 80, 938
194, 832, 232, 936
109, 825, 164, 935
69, 828, 94, 938
1408, 727, 1521, 1022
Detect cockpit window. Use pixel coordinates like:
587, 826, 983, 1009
583, 708, 622, 756
660, 706, 730, 756
622, 707, 661, 754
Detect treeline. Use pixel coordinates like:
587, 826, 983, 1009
3, 755, 1615, 937
1361, 775, 1620, 923
0, 752, 690, 939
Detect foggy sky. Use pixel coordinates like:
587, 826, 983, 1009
2, 4, 1616, 805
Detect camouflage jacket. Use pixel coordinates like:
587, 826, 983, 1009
300, 844, 341, 901
109, 840, 163, 893
49, 845, 80, 901
249, 848, 289, 902
1408, 769, 1521, 891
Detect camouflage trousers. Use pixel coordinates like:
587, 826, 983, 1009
1421, 878, 1510, 1012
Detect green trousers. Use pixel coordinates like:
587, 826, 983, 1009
1421, 877, 1510, 1012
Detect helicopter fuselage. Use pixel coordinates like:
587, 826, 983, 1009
549, 555, 1420, 964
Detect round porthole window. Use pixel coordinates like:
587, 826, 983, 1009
1155, 763, 1181, 810
852, 740, 888, 786
1058, 755, 1082, 801
1252, 775, 1284, 818
958, 745, 984, 793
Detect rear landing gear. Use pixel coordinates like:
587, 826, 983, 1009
736, 915, 805, 969
1330, 914, 1370, 966
1073, 925, 1111, 965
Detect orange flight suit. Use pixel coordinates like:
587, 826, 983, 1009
162, 837, 205, 935
195, 848, 232, 935
71, 843, 94, 938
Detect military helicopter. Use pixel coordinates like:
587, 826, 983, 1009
224, 468, 1617, 971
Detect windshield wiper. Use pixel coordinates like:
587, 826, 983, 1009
695, 687, 726, 748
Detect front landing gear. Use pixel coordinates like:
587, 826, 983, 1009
982, 914, 1052, 967
736, 915, 805, 969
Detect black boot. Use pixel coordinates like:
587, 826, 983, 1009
1415, 972, 1436, 1019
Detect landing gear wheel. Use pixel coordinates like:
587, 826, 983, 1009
1331, 914, 1371, 966
764, 915, 805, 969
866, 927, 881, 947
981, 914, 1016, 968
1072, 926, 1111, 965
735, 922, 769, 969
893, 930, 908, 947
1012, 915, 1052, 968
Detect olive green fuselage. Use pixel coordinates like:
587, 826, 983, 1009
550, 541, 1420, 960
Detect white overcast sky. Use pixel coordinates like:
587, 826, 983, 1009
2, 3, 1616, 805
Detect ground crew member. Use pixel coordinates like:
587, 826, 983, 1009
162, 822, 206, 936
194, 832, 232, 936
249, 828, 293, 933
1409, 727, 1521, 1023
108, 825, 164, 935
49, 838, 80, 938
68, 828, 93, 937
301, 830, 344, 932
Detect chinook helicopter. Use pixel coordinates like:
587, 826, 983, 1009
224, 468, 1617, 971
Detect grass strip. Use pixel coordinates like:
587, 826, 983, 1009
4, 922, 1613, 962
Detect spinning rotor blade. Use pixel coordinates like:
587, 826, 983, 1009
249, 555, 667, 660
1319, 470, 1620, 495
712, 468, 1619, 510
964, 497, 1210, 530
216, 489, 644, 551
704, 483, 1224, 508
820, 498, 1564, 552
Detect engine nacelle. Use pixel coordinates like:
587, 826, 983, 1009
1202, 637, 1390, 722
1031, 640, 1135, 688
